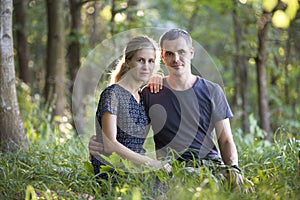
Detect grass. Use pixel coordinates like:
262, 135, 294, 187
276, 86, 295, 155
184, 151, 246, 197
1, 84, 299, 199
0, 121, 299, 199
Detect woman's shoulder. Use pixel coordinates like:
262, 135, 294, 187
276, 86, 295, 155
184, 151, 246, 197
100, 84, 119, 98
101, 84, 120, 94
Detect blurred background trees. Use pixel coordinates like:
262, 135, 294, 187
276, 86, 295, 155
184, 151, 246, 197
1, 0, 299, 151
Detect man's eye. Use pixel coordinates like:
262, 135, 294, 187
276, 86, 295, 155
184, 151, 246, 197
178, 50, 185, 55
165, 51, 173, 56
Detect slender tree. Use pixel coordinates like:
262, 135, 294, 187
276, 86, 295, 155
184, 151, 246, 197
68, 0, 82, 85
255, 11, 272, 139
13, 0, 31, 85
232, 1, 249, 134
45, 0, 67, 116
0, 0, 28, 152
89, 1, 101, 47
68, 0, 90, 135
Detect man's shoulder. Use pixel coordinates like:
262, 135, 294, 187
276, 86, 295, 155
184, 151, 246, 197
196, 77, 218, 87
196, 77, 223, 91
141, 85, 151, 94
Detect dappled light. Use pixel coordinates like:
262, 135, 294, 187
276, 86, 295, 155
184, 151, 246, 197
0, 0, 299, 199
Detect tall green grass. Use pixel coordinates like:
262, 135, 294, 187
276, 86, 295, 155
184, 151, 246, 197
1, 113, 299, 199
0, 82, 299, 199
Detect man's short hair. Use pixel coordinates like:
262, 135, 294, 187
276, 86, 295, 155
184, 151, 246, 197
159, 28, 192, 48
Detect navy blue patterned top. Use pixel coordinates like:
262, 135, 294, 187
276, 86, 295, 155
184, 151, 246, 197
96, 84, 148, 155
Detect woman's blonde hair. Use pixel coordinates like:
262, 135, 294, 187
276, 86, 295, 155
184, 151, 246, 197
110, 36, 159, 84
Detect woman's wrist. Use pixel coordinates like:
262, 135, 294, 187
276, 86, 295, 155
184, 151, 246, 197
153, 69, 164, 77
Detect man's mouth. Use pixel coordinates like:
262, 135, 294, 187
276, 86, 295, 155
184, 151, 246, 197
171, 64, 182, 69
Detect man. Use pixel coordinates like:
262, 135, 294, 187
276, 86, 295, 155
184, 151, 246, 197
89, 28, 251, 189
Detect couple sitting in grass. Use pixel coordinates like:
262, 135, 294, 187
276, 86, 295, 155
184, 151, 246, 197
88, 28, 253, 193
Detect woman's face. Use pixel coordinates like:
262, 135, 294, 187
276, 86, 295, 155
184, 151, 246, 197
126, 48, 156, 82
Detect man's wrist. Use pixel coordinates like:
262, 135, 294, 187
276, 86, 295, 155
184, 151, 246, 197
230, 165, 242, 172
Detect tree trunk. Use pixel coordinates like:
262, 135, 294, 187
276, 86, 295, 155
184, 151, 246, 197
45, 0, 66, 116
68, 0, 83, 135
68, 0, 82, 85
284, 27, 292, 105
0, 0, 28, 152
13, 0, 31, 85
290, 12, 300, 118
255, 12, 271, 140
232, 2, 248, 134
89, 1, 101, 47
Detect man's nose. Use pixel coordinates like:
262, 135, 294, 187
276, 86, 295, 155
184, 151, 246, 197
173, 52, 180, 61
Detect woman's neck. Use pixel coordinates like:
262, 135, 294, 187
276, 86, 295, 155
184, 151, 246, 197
117, 76, 142, 101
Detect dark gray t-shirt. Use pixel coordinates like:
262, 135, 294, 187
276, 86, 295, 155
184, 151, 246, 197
142, 77, 233, 161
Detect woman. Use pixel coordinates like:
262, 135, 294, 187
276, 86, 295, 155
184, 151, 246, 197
91, 36, 170, 179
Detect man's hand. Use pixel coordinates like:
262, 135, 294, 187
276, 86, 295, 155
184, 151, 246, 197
226, 168, 255, 194
147, 74, 163, 93
88, 135, 104, 157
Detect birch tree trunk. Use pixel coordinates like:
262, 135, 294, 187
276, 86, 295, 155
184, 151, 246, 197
0, 0, 28, 152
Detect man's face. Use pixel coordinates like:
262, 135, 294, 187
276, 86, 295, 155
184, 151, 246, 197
161, 37, 194, 76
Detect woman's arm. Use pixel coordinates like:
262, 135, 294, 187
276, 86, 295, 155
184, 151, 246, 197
146, 71, 164, 93
101, 112, 162, 168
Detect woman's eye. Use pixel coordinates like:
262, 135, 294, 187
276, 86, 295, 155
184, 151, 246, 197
137, 59, 145, 63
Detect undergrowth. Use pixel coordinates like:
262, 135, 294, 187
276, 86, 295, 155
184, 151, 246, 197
0, 82, 299, 199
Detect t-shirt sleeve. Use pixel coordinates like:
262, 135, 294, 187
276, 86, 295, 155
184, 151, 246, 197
210, 84, 233, 122
96, 87, 118, 121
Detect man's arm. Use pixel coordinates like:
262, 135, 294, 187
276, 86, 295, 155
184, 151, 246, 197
215, 118, 238, 166
215, 118, 255, 192
88, 135, 104, 157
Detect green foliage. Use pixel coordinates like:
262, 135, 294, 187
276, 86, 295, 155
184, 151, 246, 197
16, 79, 51, 143
233, 115, 300, 199
1, 116, 299, 199
0, 137, 94, 199
10, 79, 299, 199
16, 79, 74, 145
8, 0, 300, 199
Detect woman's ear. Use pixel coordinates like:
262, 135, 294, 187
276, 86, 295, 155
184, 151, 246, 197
160, 51, 165, 59
125, 59, 129, 67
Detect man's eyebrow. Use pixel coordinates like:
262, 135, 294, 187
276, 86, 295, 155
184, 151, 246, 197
163, 49, 186, 52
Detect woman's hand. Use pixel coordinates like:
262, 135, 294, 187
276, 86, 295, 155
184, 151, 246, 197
147, 73, 164, 93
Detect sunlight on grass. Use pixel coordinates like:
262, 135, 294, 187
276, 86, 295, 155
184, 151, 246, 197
1, 85, 298, 199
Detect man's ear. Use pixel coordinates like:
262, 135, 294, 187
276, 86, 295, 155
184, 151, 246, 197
190, 47, 195, 59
